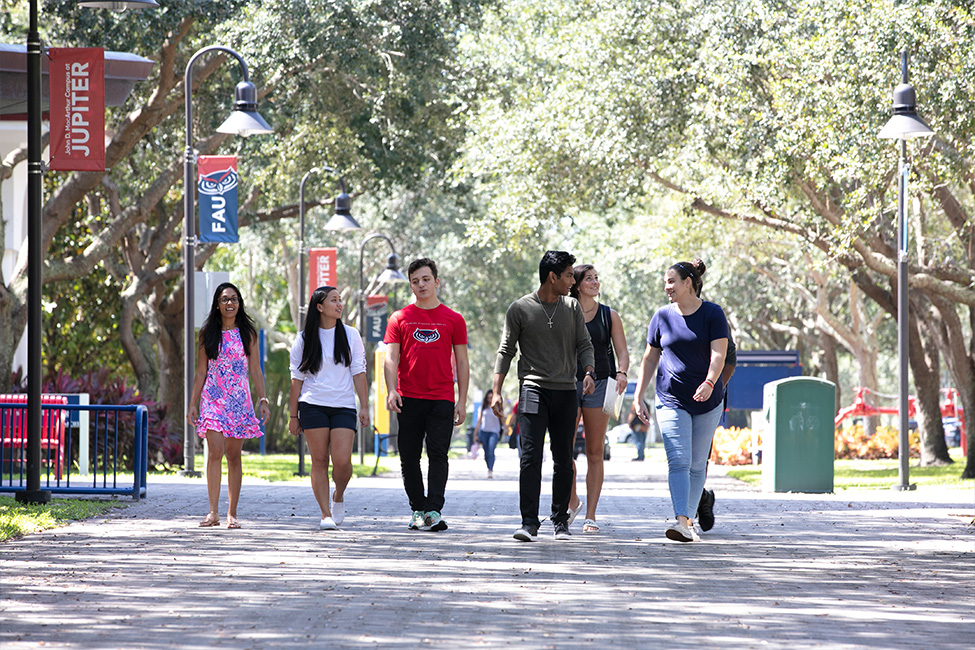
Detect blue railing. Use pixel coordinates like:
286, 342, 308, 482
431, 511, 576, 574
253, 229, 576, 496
0, 403, 148, 500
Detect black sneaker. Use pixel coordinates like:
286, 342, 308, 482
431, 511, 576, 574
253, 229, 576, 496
554, 521, 572, 540
513, 525, 538, 542
697, 489, 715, 532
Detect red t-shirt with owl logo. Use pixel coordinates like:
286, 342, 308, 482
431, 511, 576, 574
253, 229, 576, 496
383, 303, 468, 401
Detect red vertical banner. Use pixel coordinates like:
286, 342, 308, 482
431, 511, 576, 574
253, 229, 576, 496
308, 248, 338, 298
365, 295, 389, 342
49, 48, 105, 171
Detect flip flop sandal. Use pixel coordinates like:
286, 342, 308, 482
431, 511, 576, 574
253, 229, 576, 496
226, 517, 241, 529
583, 519, 600, 533
568, 501, 584, 526
199, 513, 220, 527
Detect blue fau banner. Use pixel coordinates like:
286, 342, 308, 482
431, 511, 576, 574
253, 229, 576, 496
197, 155, 239, 243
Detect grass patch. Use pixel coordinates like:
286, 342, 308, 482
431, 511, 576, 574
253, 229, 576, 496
726, 448, 971, 490
0, 496, 127, 542
152, 453, 395, 482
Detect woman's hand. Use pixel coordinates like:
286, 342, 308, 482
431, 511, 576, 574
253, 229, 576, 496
693, 380, 715, 402
186, 403, 198, 425
614, 371, 627, 395
258, 402, 271, 423
634, 400, 650, 425
359, 410, 371, 428
288, 417, 301, 437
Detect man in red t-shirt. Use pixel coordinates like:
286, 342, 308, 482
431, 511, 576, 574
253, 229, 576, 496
383, 258, 470, 532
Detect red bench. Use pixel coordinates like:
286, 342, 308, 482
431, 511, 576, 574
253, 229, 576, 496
0, 394, 68, 479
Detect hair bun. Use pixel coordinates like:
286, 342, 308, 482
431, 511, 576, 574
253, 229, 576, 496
691, 258, 706, 277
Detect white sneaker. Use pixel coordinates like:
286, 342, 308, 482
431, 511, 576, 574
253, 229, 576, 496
320, 517, 338, 530
331, 501, 345, 525
665, 521, 698, 542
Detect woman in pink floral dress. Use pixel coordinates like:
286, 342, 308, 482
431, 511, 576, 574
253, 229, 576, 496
188, 282, 270, 529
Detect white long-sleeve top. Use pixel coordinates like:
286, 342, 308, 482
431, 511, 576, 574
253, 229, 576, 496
289, 324, 366, 409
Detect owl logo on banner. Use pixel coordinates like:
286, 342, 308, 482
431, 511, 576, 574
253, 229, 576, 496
198, 155, 239, 243
412, 328, 440, 344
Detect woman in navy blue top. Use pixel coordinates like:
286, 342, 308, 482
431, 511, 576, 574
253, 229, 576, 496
633, 259, 728, 542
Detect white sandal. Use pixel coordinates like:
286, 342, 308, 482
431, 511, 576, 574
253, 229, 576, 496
582, 519, 599, 533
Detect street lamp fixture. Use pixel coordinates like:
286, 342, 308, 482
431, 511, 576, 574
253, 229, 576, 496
181, 46, 273, 477
357, 234, 408, 464
19, 0, 156, 505
297, 168, 360, 326
878, 50, 935, 492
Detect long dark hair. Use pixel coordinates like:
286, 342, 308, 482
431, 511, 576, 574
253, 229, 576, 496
299, 286, 351, 374
199, 282, 257, 360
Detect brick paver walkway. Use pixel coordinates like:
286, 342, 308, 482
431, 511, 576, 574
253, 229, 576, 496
2, 445, 972, 649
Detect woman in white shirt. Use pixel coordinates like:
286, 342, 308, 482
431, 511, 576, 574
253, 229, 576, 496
289, 286, 369, 530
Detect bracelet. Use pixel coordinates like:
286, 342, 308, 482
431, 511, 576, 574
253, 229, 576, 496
616, 371, 627, 377
259, 397, 269, 403
704, 379, 715, 388
290, 415, 298, 419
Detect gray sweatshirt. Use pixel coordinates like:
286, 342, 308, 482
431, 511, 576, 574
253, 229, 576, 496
494, 292, 596, 390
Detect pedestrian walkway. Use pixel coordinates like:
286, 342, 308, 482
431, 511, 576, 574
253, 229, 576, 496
1, 446, 972, 649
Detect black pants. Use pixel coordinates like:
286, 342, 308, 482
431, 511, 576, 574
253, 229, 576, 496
397, 396, 454, 513
517, 384, 577, 528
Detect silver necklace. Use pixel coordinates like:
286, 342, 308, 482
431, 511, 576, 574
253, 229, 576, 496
536, 292, 559, 329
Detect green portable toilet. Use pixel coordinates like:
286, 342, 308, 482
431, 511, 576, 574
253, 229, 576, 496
762, 377, 836, 493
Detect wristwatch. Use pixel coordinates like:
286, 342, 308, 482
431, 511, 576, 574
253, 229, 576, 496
585, 370, 596, 379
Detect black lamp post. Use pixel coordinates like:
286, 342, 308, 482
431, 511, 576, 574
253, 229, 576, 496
180, 46, 273, 477
17, 0, 157, 505
356, 234, 408, 464
294, 167, 359, 476
878, 50, 935, 491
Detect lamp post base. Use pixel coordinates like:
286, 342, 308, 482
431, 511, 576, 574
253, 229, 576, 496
892, 483, 917, 491
177, 469, 202, 478
16, 489, 51, 504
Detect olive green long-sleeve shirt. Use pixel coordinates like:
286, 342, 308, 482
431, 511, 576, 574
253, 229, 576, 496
494, 293, 595, 391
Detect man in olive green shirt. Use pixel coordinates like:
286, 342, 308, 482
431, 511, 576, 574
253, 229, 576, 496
492, 251, 595, 542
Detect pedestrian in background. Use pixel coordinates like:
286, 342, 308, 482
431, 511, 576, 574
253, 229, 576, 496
188, 282, 270, 530
629, 406, 649, 461
474, 389, 504, 478
566, 264, 629, 534
633, 259, 728, 542
289, 286, 369, 530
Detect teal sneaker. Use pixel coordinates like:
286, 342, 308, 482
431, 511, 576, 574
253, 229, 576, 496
421, 511, 448, 532
408, 510, 426, 530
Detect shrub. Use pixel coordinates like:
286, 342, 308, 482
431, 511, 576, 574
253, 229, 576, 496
834, 423, 920, 460
41, 369, 182, 470
710, 426, 761, 466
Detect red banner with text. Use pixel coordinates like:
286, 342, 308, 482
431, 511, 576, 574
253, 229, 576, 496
308, 248, 338, 299
49, 48, 105, 171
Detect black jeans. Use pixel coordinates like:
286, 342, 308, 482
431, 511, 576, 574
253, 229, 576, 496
397, 396, 454, 513
517, 384, 577, 528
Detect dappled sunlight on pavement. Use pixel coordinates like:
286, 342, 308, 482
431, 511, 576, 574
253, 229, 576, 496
2, 446, 971, 649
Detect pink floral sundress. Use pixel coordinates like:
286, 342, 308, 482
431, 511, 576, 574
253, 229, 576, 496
195, 328, 263, 439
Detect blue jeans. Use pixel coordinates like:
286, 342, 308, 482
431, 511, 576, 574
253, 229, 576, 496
478, 430, 500, 471
656, 403, 723, 519
632, 429, 647, 460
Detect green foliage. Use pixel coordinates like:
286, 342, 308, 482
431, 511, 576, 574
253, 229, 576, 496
0, 496, 127, 542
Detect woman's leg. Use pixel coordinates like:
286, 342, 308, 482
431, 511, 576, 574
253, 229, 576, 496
303, 427, 333, 519
582, 406, 610, 520
329, 428, 355, 504
569, 409, 583, 511
224, 437, 244, 522
687, 404, 723, 521
204, 430, 225, 517
657, 405, 693, 525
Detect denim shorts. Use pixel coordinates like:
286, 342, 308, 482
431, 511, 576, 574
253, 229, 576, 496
298, 402, 358, 431
576, 377, 609, 409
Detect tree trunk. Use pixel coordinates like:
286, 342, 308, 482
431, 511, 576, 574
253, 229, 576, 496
819, 329, 840, 410
0, 289, 24, 393
908, 303, 952, 465
155, 293, 185, 436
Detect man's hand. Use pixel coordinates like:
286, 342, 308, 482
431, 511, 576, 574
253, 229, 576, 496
582, 374, 596, 396
453, 404, 466, 427
491, 391, 504, 418
386, 390, 403, 413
